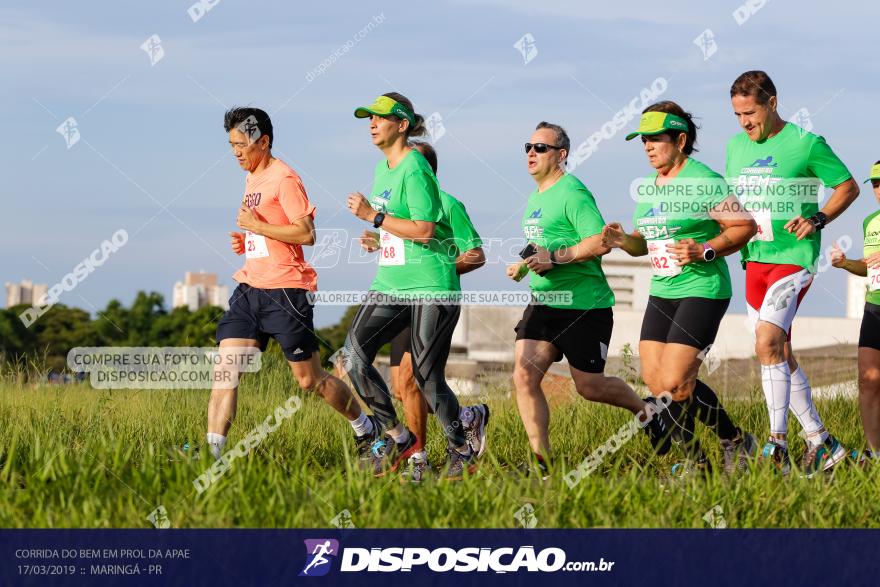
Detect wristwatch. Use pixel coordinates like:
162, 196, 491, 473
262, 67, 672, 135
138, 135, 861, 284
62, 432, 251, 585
701, 242, 717, 262
549, 250, 560, 266
809, 211, 828, 231
372, 212, 386, 228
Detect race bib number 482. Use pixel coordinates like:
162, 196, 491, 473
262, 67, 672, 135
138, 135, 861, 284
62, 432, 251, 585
648, 238, 682, 277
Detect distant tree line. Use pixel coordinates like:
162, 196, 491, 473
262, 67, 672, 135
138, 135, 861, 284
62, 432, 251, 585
0, 292, 361, 373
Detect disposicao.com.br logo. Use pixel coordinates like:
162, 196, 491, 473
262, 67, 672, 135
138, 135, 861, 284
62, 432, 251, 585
299, 540, 613, 575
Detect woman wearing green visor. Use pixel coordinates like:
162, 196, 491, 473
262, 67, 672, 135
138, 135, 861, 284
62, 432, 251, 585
830, 161, 880, 464
602, 101, 758, 475
342, 93, 488, 480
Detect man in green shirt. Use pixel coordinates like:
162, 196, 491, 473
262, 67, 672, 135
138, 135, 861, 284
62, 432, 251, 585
831, 161, 880, 463
507, 121, 666, 476
727, 71, 860, 476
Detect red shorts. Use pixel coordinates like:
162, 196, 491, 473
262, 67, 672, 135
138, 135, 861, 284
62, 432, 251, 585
745, 262, 813, 341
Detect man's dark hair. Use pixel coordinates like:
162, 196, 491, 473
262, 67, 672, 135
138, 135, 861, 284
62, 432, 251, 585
224, 107, 274, 148
536, 121, 570, 160
410, 141, 438, 174
730, 71, 777, 105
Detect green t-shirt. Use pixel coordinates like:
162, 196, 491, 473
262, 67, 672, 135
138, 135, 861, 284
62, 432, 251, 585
521, 174, 614, 310
864, 209, 880, 305
368, 150, 457, 294
433, 191, 483, 291
725, 122, 852, 272
632, 158, 732, 300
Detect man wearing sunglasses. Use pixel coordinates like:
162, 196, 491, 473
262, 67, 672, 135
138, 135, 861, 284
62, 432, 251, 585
507, 121, 667, 476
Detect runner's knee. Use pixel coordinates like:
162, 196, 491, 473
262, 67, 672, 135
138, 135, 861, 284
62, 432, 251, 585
859, 367, 880, 392
660, 376, 695, 401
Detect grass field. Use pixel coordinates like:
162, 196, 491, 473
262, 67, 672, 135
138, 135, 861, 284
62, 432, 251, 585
1, 355, 878, 529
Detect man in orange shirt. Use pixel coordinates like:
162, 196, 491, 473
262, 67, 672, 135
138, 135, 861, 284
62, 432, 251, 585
207, 107, 375, 460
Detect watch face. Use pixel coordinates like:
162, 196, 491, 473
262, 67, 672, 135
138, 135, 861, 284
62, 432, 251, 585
703, 248, 716, 261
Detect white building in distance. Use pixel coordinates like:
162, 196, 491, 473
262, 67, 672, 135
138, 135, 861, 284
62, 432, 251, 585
172, 271, 229, 311
5, 279, 48, 308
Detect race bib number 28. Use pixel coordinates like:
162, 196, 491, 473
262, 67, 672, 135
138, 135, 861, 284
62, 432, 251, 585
379, 229, 406, 266
648, 239, 682, 277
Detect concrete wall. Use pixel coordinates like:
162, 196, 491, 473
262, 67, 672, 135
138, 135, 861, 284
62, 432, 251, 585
460, 305, 862, 362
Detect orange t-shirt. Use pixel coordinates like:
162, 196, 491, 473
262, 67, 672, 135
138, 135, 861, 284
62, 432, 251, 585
232, 159, 318, 290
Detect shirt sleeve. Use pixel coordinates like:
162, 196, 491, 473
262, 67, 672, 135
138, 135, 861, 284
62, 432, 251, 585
278, 175, 316, 222
807, 136, 852, 188
566, 188, 605, 240
448, 200, 483, 252
403, 170, 442, 222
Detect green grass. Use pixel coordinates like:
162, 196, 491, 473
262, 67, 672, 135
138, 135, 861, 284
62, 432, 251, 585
1, 360, 878, 529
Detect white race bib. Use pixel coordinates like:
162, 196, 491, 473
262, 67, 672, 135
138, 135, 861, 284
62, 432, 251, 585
378, 229, 406, 266
245, 230, 269, 259
869, 265, 880, 292
648, 239, 682, 277
751, 211, 774, 242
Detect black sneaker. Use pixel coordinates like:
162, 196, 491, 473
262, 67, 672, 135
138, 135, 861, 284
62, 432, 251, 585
461, 404, 490, 457
353, 416, 379, 471
721, 430, 758, 475
442, 446, 478, 480
374, 431, 418, 477
642, 396, 672, 456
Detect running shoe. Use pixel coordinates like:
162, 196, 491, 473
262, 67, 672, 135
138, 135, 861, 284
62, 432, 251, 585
461, 404, 490, 457
670, 457, 712, 479
642, 396, 672, 455
354, 416, 379, 471
850, 449, 876, 467
400, 451, 429, 484
374, 430, 418, 476
442, 446, 479, 480
801, 434, 847, 478
721, 431, 758, 474
759, 439, 791, 477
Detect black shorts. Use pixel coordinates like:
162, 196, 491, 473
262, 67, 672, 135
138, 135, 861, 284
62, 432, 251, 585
859, 302, 880, 351
514, 304, 613, 373
389, 326, 412, 367
216, 283, 318, 362
640, 296, 730, 351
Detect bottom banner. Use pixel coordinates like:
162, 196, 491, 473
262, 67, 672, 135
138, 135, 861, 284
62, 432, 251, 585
2, 529, 878, 585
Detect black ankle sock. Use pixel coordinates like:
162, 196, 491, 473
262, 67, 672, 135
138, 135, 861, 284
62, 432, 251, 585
690, 380, 739, 441
661, 398, 705, 460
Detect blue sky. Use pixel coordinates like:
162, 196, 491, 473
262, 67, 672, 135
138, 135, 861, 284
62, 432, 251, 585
4, 0, 879, 326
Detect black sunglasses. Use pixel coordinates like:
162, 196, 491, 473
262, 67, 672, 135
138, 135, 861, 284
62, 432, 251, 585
524, 142, 563, 154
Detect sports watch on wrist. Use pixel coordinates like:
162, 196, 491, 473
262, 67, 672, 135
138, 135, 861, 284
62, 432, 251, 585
809, 211, 828, 231
701, 242, 717, 262
372, 212, 385, 228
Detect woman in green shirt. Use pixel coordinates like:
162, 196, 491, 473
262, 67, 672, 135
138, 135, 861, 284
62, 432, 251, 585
343, 92, 487, 480
831, 161, 880, 463
603, 101, 758, 475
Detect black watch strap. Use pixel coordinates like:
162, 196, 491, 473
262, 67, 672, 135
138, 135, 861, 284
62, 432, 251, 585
373, 212, 385, 228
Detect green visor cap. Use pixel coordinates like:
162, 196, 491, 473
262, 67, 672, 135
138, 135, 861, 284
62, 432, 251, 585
354, 96, 415, 126
864, 163, 880, 183
625, 111, 689, 141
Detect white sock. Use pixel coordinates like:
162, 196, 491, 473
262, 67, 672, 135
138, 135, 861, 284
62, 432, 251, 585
206, 432, 226, 460
349, 412, 373, 436
761, 362, 791, 436
788, 367, 828, 446
386, 424, 410, 444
